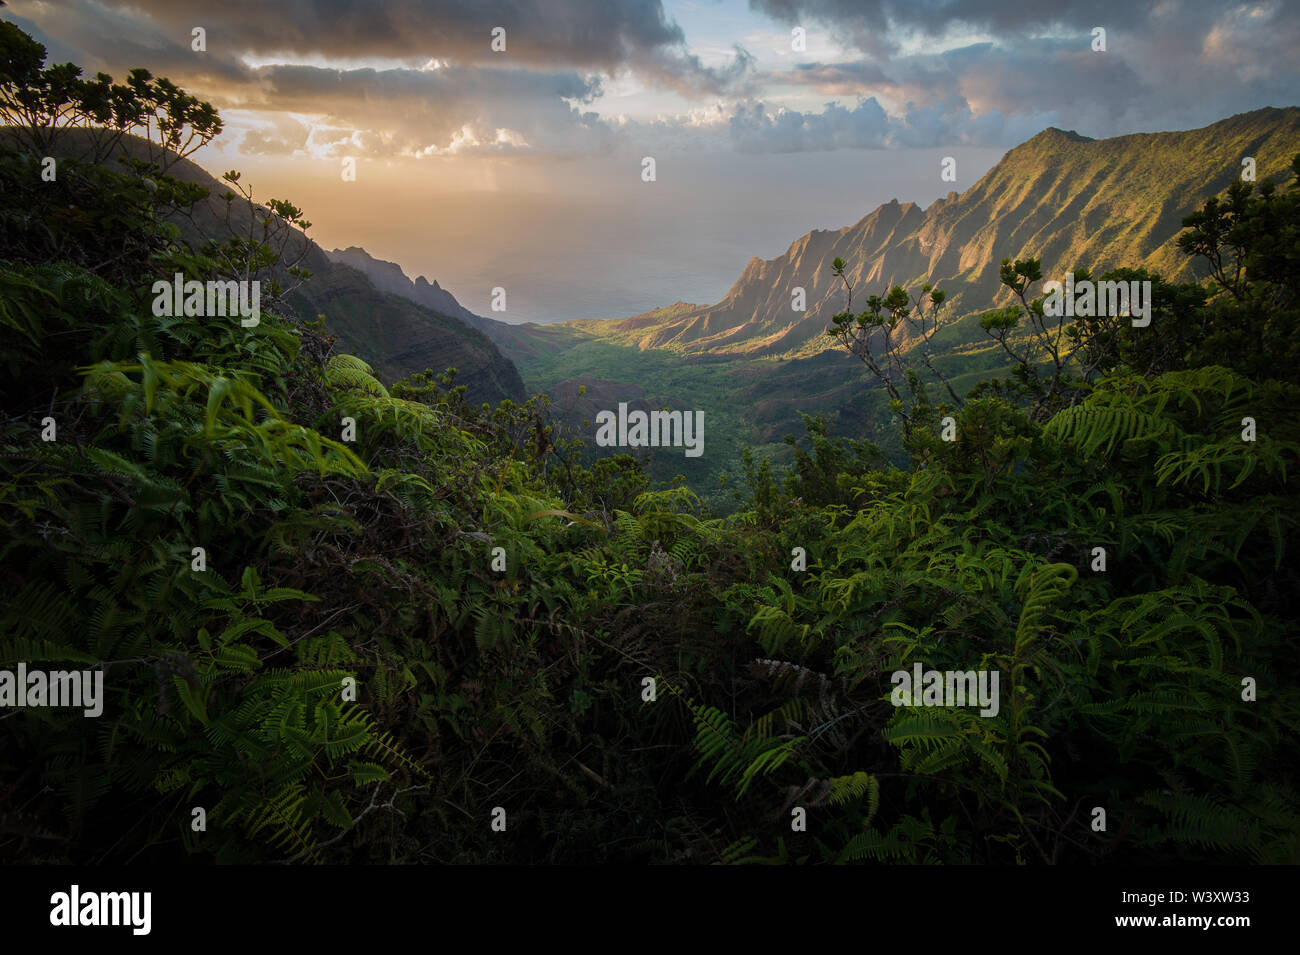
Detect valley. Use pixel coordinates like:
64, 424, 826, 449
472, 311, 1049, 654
472, 107, 1300, 504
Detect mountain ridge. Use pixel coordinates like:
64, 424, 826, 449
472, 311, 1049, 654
7, 128, 527, 406
326, 245, 493, 333
550, 107, 1299, 361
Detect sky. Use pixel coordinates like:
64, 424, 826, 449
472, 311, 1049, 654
5, 0, 1298, 322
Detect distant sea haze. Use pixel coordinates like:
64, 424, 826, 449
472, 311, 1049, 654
405, 187, 793, 324
301, 149, 1004, 324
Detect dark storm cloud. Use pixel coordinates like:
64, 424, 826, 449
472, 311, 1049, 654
118, 0, 683, 65
2, 1, 249, 85
2, 0, 626, 157
9, 0, 753, 96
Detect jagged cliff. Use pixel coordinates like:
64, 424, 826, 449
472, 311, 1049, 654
575, 107, 1300, 359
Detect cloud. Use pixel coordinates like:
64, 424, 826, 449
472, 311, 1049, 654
776, 60, 895, 96
4, 0, 1297, 161
3, 0, 759, 159
118, 0, 683, 65
887, 96, 1058, 149
239, 62, 615, 158
4, 0, 628, 159
10, 0, 754, 97
3, 0, 249, 85
724, 89, 1068, 152
239, 114, 315, 156
752, 1, 1300, 146
729, 96, 892, 151
748, 0, 1185, 48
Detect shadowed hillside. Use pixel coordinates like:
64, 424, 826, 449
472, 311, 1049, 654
326, 245, 504, 339
3, 128, 527, 406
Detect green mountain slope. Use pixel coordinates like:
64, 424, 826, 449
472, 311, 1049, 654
498, 108, 1300, 501
284, 261, 526, 406
325, 245, 503, 337
547, 107, 1299, 361
5, 128, 527, 406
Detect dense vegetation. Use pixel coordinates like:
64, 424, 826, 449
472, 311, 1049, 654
2, 24, 1297, 864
